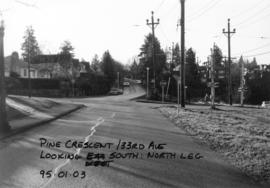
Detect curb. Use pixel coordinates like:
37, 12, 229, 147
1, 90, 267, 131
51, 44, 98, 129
0, 104, 85, 140
135, 99, 175, 105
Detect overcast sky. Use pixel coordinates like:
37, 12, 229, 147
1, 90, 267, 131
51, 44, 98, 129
1, 0, 270, 65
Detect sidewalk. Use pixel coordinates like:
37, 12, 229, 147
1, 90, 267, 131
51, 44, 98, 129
0, 96, 84, 140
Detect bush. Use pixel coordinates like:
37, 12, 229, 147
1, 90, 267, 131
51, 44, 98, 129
18, 78, 61, 90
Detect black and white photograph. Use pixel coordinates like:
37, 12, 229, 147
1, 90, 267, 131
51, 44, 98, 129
0, 0, 270, 187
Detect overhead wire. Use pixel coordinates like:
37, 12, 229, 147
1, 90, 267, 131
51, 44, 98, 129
187, 0, 222, 23
234, 2, 270, 28
187, 0, 216, 20
233, 42, 270, 56
14, 0, 39, 9
155, 0, 166, 13
230, 0, 266, 20
237, 11, 270, 30
241, 50, 270, 58
159, 24, 171, 44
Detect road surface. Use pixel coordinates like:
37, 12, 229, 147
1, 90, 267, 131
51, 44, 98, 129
0, 84, 266, 188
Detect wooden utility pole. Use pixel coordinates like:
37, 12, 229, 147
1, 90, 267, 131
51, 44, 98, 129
239, 57, 246, 107
180, 0, 185, 108
146, 11, 159, 89
0, 20, 10, 132
223, 19, 236, 105
27, 37, 32, 98
210, 45, 216, 109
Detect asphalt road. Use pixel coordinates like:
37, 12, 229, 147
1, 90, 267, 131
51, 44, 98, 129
0, 84, 267, 188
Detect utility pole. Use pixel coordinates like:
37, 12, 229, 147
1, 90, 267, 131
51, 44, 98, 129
0, 20, 10, 132
240, 60, 244, 106
165, 42, 174, 99
146, 67, 149, 98
146, 11, 159, 89
223, 18, 236, 105
180, 0, 185, 108
210, 45, 216, 109
27, 36, 32, 98
239, 57, 246, 107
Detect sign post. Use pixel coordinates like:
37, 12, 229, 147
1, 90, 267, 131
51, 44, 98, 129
160, 81, 167, 104
71, 78, 75, 97
146, 67, 149, 98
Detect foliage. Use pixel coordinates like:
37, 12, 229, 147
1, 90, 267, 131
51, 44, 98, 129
100, 51, 115, 86
100, 51, 124, 87
185, 48, 202, 100
58, 41, 76, 81
212, 45, 223, 66
171, 43, 180, 71
138, 33, 167, 91
130, 60, 139, 79
60, 40, 74, 57
244, 60, 270, 104
90, 54, 101, 72
77, 73, 111, 96
21, 26, 42, 63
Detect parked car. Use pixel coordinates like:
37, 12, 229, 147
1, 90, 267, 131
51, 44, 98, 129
135, 80, 142, 84
109, 88, 123, 95
123, 82, 130, 87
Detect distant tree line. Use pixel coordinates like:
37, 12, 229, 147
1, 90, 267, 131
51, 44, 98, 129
128, 33, 270, 104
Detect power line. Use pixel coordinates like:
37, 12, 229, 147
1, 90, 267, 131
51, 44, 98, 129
161, 2, 179, 21
188, 0, 212, 14
237, 11, 270, 29
14, 0, 39, 9
159, 25, 171, 44
234, 3, 270, 27
230, 0, 266, 20
187, 0, 216, 19
188, 0, 221, 22
233, 42, 270, 56
155, 0, 166, 13
235, 35, 270, 40
241, 50, 270, 58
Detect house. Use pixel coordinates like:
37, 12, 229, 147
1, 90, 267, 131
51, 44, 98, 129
5, 52, 88, 80
5, 52, 39, 78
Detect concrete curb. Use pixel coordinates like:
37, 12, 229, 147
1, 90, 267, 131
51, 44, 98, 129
135, 99, 175, 105
0, 104, 85, 140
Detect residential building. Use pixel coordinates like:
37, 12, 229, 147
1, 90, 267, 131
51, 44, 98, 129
4, 52, 88, 79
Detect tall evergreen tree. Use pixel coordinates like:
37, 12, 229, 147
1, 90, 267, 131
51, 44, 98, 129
21, 26, 41, 63
212, 45, 223, 66
185, 48, 201, 100
101, 51, 115, 86
130, 60, 139, 79
138, 33, 167, 87
58, 40, 75, 80
60, 40, 74, 56
91, 54, 101, 72
172, 43, 180, 67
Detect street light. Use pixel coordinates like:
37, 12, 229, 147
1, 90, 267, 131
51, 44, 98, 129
146, 67, 149, 98
0, 20, 11, 132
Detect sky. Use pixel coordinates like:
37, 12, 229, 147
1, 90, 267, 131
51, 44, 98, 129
1, 0, 270, 65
